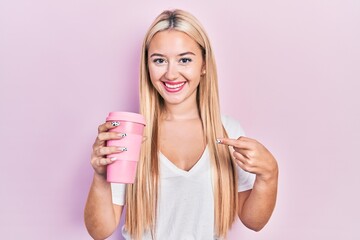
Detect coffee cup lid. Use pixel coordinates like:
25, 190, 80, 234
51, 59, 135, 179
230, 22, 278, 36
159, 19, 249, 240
106, 112, 146, 125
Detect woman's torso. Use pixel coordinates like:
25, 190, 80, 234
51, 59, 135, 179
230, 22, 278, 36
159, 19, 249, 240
159, 117, 205, 172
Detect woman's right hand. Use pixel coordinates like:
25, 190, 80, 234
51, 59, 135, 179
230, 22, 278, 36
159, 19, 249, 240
90, 121, 126, 177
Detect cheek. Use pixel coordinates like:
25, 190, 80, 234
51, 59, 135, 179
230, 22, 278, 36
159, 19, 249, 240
185, 62, 203, 76
147, 67, 157, 85
182, 68, 202, 81
148, 65, 164, 82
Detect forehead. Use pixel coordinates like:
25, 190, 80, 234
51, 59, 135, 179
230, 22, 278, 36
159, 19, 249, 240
148, 30, 201, 55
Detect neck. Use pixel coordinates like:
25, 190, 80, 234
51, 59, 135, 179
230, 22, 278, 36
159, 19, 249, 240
162, 98, 199, 121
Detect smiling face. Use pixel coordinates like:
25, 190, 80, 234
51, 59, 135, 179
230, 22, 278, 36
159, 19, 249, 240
147, 30, 204, 107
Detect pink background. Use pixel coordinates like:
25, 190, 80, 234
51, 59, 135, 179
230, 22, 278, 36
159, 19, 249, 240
1, 0, 359, 239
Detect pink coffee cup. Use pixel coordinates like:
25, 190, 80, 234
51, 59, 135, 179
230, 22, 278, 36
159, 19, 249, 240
106, 112, 146, 183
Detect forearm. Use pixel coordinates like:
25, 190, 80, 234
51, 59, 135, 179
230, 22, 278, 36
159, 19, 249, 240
84, 173, 119, 239
240, 173, 278, 231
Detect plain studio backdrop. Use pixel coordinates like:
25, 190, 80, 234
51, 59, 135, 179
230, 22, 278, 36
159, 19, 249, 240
1, 0, 359, 239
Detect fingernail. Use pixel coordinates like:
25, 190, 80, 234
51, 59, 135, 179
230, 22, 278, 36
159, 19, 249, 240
110, 157, 117, 161
117, 147, 127, 152
216, 139, 222, 144
111, 121, 120, 127
118, 133, 127, 138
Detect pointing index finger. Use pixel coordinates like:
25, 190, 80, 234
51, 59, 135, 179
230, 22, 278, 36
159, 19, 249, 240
217, 138, 238, 147
216, 137, 250, 149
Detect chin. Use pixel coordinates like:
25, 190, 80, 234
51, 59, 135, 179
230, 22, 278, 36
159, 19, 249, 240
163, 98, 186, 105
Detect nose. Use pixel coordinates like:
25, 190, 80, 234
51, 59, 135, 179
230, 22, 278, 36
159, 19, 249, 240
164, 62, 179, 81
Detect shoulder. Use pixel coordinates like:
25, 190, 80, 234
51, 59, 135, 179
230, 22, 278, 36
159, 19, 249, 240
221, 115, 246, 138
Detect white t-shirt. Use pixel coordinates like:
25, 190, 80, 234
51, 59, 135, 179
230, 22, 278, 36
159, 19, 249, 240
111, 115, 256, 240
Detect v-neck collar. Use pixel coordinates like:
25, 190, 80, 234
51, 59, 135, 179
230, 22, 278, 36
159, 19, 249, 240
159, 146, 209, 176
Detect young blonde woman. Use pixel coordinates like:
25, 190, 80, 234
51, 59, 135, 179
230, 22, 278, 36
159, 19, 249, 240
85, 9, 278, 240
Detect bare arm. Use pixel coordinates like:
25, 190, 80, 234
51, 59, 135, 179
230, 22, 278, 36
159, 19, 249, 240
84, 121, 126, 239
219, 136, 278, 231
238, 174, 278, 231
84, 174, 123, 239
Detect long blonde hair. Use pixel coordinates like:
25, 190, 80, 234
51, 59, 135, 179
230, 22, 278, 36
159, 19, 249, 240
125, 9, 238, 239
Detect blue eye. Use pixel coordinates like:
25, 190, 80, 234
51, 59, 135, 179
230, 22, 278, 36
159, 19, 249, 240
153, 58, 166, 64
179, 58, 192, 64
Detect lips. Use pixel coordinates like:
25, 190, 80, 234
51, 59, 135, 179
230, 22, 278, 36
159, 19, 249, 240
163, 81, 186, 93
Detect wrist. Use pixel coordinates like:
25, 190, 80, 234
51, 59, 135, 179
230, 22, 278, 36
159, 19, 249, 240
257, 159, 279, 181
256, 169, 278, 186
93, 172, 109, 184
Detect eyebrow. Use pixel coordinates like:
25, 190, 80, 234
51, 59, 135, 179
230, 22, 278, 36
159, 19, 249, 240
149, 52, 196, 58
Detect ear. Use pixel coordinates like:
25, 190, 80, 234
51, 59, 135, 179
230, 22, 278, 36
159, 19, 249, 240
201, 64, 206, 76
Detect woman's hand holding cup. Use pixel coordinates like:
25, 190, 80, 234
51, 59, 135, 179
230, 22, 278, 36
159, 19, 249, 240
90, 121, 126, 177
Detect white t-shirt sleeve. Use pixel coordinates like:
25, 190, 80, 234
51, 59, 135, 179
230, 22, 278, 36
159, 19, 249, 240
111, 183, 126, 205
221, 115, 256, 192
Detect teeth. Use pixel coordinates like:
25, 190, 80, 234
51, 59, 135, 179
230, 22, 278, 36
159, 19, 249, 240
164, 82, 185, 89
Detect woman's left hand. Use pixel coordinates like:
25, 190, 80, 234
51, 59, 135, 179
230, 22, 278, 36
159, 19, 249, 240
218, 136, 278, 181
